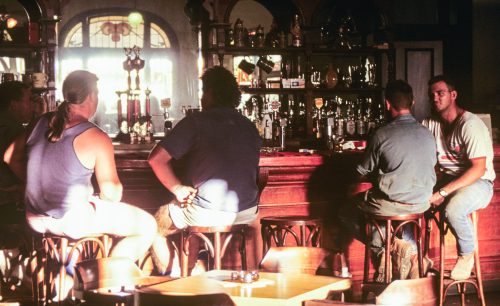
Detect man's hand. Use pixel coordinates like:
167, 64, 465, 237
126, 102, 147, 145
429, 192, 445, 207
172, 185, 197, 205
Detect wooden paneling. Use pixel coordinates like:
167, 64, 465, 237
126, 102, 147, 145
115, 144, 500, 296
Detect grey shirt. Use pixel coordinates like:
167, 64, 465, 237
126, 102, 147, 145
357, 114, 437, 205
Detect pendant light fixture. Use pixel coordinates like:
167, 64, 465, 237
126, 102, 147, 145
128, 0, 143, 26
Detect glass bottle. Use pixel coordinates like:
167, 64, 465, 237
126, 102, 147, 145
345, 102, 356, 139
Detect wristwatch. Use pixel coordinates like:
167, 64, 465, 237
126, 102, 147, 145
438, 188, 448, 198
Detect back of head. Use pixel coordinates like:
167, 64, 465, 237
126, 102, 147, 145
385, 80, 413, 111
62, 70, 99, 105
0, 81, 30, 112
201, 66, 241, 108
47, 70, 98, 142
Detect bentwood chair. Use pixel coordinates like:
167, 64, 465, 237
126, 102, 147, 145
134, 290, 235, 306
305, 275, 438, 306
259, 246, 331, 275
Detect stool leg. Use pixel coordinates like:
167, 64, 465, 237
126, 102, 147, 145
384, 220, 391, 284
261, 224, 270, 256
439, 213, 445, 306
472, 212, 486, 306
58, 238, 68, 305
180, 232, 189, 277
239, 230, 247, 271
299, 225, 306, 246
417, 217, 424, 277
214, 232, 222, 270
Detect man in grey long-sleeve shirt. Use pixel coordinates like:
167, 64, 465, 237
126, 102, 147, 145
339, 80, 437, 281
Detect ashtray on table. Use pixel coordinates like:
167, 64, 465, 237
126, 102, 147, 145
230, 270, 260, 283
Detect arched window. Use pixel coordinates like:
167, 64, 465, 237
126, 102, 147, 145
58, 12, 177, 135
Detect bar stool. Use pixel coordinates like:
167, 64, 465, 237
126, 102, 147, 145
32, 233, 110, 306
426, 209, 486, 306
260, 216, 323, 256
361, 213, 425, 302
180, 224, 248, 277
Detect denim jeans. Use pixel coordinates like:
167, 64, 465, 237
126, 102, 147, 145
338, 189, 430, 255
441, 178, 493, 255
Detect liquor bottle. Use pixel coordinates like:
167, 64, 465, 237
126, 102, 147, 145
366, 98, 377, 135
263, 112, 273, 142
345, 102, 356, 139
164, 109, 173, 136
312, 108, 323, 139
295, 99, 307, 138
355, 102, 367, 139
290, 14, 302, 47
334, 102, 345, 138
272, 111, 281, 146
376, 101, 386, 127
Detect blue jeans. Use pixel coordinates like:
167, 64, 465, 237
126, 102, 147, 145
338, 189, 430, 255
441, 178, 493, 255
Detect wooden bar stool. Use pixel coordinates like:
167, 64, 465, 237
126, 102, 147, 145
260, 216, 322, 256
180, 224, 248, 277
32, 233, 110, 306
427, 209, 486, 306
361, 213, 425, 302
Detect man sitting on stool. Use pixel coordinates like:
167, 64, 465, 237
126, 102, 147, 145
339, 80, 437, 281
148, 66, 262, 275
423, 75, 495, 280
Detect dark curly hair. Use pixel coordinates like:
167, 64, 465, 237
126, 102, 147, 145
0, 81, 30, 112
200, 66, 241, 108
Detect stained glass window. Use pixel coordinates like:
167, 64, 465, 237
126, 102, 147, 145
59, 13, 175, 135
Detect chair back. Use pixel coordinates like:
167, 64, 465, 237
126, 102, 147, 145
134, 290, 235, 306
74, 257, 143, 291
376, 275, 438, 306
259, 246, 331, 274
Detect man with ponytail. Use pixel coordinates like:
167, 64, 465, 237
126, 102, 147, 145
5, 70, 156, 268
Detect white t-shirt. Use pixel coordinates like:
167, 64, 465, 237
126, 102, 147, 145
423, 111, 495, 181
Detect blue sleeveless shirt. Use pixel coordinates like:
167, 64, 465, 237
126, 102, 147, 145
25, 113, 96, 218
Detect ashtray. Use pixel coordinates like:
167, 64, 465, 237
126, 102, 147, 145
230, 270, 260, 283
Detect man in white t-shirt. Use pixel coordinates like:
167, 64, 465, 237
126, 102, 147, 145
423, 75, 495, 281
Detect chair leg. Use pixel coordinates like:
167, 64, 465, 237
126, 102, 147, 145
213, 232, 222, 270
239, 230, 247, 271
180, 232, 189, 277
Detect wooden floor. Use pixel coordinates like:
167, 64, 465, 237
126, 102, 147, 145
2, 290, 500, 305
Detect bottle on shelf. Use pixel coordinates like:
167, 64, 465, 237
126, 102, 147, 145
355, 100, 367, 139
345, 101, 356, 139
334, 99, 345, 139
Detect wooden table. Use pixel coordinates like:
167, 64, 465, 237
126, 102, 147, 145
138, 270, 351, 306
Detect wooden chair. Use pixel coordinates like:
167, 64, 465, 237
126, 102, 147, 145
305, 275, 437, 306
73, 257, 173, 306
134, 290, 235, 306
259, 246, 331, 275
260, 216, 323, 255
180, 224, 248, 277
31, 233, 110, 306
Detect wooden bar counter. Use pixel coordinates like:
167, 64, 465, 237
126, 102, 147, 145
113, 143, 500, 295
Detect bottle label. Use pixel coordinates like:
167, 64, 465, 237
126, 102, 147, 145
346, 120, 355, 135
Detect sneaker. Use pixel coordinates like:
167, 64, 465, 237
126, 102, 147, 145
391, 237, 414, 280
408, 255, 434, 279
450, 253, 474, 280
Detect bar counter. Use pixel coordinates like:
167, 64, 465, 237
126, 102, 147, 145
113, 143, 500, 294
